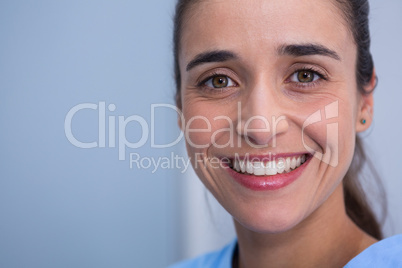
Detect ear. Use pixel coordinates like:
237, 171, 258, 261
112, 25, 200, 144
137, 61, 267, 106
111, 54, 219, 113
356, 69, 376, 132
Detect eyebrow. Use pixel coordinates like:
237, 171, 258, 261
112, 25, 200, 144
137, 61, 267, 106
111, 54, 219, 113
186, 50, 238, 71
278, 44, 341, 61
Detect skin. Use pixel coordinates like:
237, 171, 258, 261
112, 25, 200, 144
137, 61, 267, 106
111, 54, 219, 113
178, 0, 377, 267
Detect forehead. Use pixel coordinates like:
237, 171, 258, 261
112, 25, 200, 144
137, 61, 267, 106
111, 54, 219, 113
180, 0, 353, 62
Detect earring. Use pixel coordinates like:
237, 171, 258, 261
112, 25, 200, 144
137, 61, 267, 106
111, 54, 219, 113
361, 119, 367, 124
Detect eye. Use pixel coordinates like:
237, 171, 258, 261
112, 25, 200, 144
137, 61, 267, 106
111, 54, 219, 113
204, 75, 236, 88
290, 70, 321, 83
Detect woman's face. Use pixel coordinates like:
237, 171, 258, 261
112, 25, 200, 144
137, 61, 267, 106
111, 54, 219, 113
178, 0, 372, 233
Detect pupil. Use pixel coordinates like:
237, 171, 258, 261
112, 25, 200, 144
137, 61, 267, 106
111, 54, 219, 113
213, 76, 228, 88
298, 71, 313, 82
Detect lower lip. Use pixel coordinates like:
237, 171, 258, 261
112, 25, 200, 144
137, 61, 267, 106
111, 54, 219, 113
223, 156, 311, 191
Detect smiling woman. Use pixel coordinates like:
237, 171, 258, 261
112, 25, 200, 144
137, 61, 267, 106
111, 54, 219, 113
169, 0, 402, 267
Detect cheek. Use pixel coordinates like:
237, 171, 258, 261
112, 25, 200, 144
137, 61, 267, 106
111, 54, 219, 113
293, 97, 357, 167
336, 101, 358, 168
182, 102, 214, 150
184, 116, 213, 150
182, 103, 237, 153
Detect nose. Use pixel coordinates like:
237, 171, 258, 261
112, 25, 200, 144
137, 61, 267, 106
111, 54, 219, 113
236, 81, 289, 147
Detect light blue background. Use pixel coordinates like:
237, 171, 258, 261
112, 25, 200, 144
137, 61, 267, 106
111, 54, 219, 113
0, 1, 401, 267
0, 1, 181, 267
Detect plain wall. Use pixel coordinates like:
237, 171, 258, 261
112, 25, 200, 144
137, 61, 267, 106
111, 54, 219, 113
0, 1, 181, 267
369, 0, 402, 236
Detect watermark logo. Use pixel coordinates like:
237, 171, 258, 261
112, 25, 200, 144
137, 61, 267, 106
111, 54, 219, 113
129, 152, 191, 174
64, 101, 339, 170
302, 101, 338, 167
64, 102, 184, 160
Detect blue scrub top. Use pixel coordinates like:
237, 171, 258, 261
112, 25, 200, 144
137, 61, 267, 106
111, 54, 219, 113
168, 235, 402, 268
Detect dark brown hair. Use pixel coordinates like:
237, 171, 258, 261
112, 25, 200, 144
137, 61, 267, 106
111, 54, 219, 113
173, 0, 385, 239
334, 0, 385, 239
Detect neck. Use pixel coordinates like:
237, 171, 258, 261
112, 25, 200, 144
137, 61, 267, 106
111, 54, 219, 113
234, 185, 376, 268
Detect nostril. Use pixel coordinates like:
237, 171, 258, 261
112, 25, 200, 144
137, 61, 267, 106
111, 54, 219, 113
236, 113, 289, 148
243, 135, 263, 147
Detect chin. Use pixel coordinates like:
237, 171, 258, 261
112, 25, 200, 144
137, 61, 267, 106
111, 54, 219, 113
232, 201, 310, 234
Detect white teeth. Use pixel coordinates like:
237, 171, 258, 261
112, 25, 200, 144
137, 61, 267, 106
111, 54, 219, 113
265, 160, 277, 175
240, 161, 246, 173
290, 157, 297, 169
265, 160, 276, 169
234, 160, 240, 172
253, 163, 265, 176
232, 155, 307, 176
285, 158, 291, 172
246, 161, 253, 174
277, 159, 285, 174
